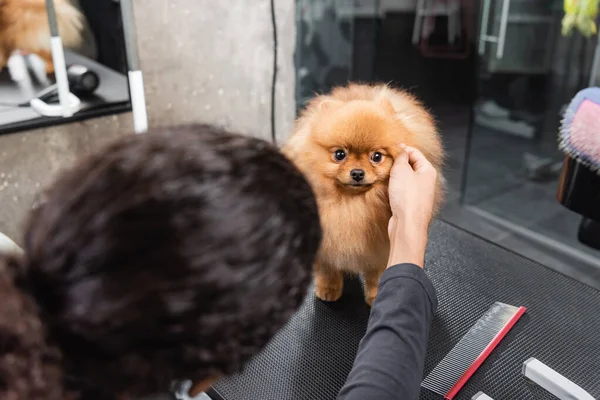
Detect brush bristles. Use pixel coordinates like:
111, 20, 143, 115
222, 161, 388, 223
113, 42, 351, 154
558, 89, 600, 175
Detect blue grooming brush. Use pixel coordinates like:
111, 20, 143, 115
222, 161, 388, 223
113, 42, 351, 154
559, 87, 600, 174
557, 87, 600, 226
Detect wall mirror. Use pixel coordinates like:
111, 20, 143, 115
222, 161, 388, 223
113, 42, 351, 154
0, 0, 135, 135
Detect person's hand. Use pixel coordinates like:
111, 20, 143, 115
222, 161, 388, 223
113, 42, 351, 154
387, 145, 438, 269
389, 145, 438, 231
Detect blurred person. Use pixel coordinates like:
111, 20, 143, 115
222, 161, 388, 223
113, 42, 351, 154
0, 124, 322, 400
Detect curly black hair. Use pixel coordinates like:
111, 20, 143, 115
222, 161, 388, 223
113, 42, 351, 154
0, 124, 321, 399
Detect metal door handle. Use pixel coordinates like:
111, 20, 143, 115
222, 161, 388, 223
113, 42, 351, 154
478, 0, 492, 55
496, 0, 511, 59
479, 0, 510, 59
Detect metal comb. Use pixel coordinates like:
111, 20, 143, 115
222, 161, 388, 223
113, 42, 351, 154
422, 302, 526, 400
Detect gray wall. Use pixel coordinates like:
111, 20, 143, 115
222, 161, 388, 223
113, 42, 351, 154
0, 0, 296, 242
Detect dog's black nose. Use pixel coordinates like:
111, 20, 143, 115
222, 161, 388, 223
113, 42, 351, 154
350, 169, 365, 182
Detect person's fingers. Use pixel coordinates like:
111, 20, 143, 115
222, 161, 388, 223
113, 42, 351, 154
396, 149, 408, 163
390, 147, 409, 177
404, 145, 435, 173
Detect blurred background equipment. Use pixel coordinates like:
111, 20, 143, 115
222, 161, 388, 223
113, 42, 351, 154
0, 0, 135, 134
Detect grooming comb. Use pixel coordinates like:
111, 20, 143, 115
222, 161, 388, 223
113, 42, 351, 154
422, 302, 526, 400
559, 87, 600, 175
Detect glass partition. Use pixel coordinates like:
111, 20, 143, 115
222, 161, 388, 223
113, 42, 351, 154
294, 0, 600, 274
462, 0, 600, 265
295, 0, 380, 111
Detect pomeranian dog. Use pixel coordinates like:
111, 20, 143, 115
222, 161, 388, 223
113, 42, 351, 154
282, 84, 444, 306
0, 0, 83, 73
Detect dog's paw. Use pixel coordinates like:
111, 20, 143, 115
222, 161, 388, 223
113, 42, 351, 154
315, 284, 343, 302
364, 287, 378, 307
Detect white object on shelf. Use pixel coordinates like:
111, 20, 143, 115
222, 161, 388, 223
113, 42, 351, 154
42, 0, 81, 118
522, 358, 596, 400
7, 52, 36, 100
30, 92, 81, 117
412, 0, 461, 45
48, 36, 81, 117
50, 36, 78, 117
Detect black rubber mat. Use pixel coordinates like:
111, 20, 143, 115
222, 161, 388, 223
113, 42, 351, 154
210, 220, 600, 400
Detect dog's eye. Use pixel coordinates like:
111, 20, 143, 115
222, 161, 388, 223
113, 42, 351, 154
371, 152, 383, 163
334, 150, 346, 161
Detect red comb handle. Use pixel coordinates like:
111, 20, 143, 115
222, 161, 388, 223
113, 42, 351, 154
444, 306, 527, 400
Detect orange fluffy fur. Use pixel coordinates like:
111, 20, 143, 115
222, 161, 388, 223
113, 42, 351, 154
0, 0, 83, 73
282, 83, 445, 306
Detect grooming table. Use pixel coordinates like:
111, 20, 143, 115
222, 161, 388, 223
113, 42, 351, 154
208, 221, 600, 400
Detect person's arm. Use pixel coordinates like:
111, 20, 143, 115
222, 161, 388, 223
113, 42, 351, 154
337, 264, 437, 400
338, 145, 439, 400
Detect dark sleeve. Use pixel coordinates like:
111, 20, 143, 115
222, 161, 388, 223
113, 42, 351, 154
337, 263, 438, 400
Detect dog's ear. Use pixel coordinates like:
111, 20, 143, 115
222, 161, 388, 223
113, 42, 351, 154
318, 99, 343, 112
377, 97, 396, 115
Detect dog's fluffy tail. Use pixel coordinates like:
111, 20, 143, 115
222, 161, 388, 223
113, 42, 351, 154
54, 0, 85, 48
6, 0, 84, 53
